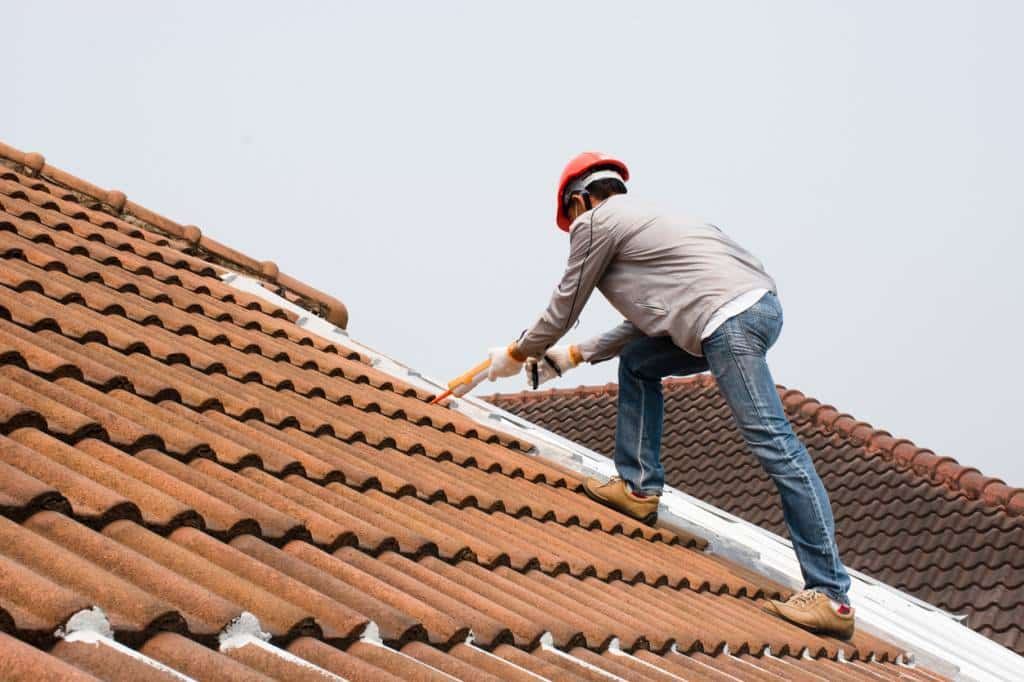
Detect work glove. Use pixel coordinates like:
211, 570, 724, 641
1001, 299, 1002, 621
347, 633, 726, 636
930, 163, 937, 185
448, 343, 525, 399
487, 343, 526, 381
525, 345, 584, 389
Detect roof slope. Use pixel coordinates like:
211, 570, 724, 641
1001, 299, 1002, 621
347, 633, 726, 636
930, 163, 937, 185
0, 140, 942, 680
489, 375, 1024, 657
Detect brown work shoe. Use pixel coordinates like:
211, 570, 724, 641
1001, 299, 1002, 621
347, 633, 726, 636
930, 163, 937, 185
582, 477, 659, 525
764, 589, 855, 640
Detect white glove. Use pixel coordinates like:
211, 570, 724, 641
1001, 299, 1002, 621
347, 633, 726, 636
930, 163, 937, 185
487, 343, 525, 381
524, 345, 584, 389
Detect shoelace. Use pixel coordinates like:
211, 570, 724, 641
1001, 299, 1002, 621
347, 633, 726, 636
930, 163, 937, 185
599, 477, 655, 500
787, 589, 821, 608
602, 477, 656, 499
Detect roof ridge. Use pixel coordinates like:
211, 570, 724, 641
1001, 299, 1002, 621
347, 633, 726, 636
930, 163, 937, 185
488, 375, 1023, 515
775, 385, 1024, 515
0, 139, 348, 329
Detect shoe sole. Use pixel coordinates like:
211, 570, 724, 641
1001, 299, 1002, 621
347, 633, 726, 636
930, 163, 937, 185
582, 485, 658, 526
815, 625, 855, 642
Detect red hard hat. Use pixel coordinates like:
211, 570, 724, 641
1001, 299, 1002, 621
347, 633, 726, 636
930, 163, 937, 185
555, 152, 630, 231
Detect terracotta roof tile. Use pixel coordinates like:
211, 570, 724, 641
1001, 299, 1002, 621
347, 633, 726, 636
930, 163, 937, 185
490, 378, 1024, 656
0, 140, 946, 679
49, 637, 182, 681
0, 631, 101, 681
220, 640, 333, 681
106, 520, 317, 640
137, 451, 308, 541
397, 641, 504, 681
0, 544, 95, 641
292, 637, 410, 681
139, 632, 275, 681
235, 539, 421, 646
0, 151, 346, 328
4, 514, 186, 640
0, 433, 138, 524
170, 526, 370, 643
11, 431, 197, 531
0, 457, 65, 520
490, 644, 571, 679
282, 541, 472, 647
338, 640, 454, 681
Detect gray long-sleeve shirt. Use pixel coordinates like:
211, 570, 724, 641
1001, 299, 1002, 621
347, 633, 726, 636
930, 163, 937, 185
516, 194, 776, 361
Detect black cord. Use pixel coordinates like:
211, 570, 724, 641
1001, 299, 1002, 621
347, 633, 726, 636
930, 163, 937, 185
562, 198, 597, 338
543, 353, 562, 377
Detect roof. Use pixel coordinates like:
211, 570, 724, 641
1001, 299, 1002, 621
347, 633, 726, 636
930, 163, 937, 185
488, 375, 1024, 658
0, 142, 349, 331
0, 139, 947, 681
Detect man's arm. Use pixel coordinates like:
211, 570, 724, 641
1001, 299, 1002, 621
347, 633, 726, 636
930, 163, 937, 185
515, 213, 617, 359
577, 320, 644, 364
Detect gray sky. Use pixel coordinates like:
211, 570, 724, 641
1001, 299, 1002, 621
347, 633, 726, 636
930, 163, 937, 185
8, 2, 1022, 487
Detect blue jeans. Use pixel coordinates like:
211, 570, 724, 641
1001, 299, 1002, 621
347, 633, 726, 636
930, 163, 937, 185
614, 292, 851, 604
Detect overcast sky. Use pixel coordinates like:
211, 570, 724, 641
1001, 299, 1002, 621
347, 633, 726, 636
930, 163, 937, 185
8, 2, 1022, 488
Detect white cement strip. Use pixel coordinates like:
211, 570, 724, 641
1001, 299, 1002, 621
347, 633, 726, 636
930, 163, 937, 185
606, 639, 686, 680
218, 611, 345, 680
57, 607, 195, 681
463, 636, 548, 681
538, 632, 623, 680
358, 623, 459, 681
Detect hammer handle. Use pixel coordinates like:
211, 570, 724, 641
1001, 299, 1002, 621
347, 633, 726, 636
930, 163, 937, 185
449, 359, 492, 389
430, 358, 492, 404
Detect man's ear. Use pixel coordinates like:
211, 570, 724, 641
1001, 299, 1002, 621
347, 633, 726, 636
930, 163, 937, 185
569, 193, 589, 220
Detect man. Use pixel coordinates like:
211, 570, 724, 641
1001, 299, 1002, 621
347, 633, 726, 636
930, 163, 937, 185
471, 152, 855, 640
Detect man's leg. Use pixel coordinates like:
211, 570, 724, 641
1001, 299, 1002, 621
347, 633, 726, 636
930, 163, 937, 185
701, 293, 852, 606
614, 335, 709, 496
584, 335, 708, 523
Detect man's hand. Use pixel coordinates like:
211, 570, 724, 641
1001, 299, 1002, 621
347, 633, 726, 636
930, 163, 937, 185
487, 343, 526, 381
525, 345, 584, 389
